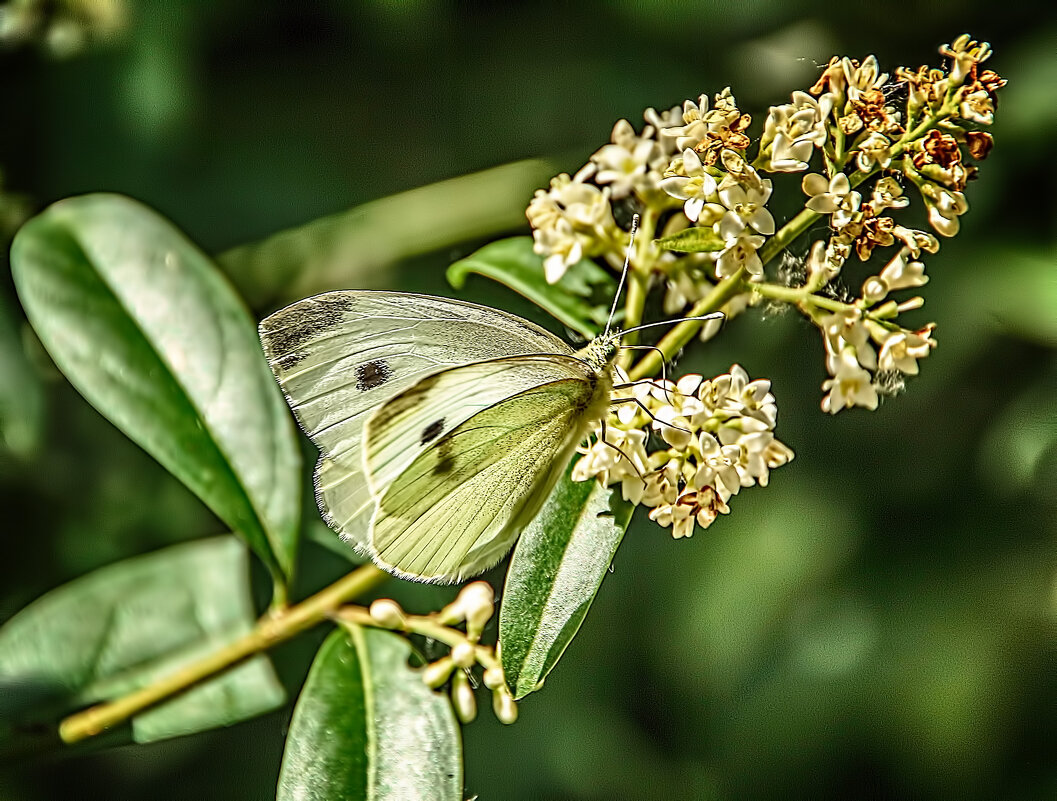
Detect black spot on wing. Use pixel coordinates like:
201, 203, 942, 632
421, 418, 445, 445
356, 359, 392, 391
260, 295, 355, 368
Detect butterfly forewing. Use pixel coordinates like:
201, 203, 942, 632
258, 290, 573, 552
368, 368, 606, 583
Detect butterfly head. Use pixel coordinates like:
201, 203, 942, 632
578, 330, 623, 374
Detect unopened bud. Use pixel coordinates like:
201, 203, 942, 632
458, 582, 495, 636
369, 599, 405, 629
422, 656, 455, 688
861, 276, 888, 303
451, 670, 477, 724
492, 686, 518, 725
451, 641, 477, 669
896, 296, 925, 313
435, 599, 465, 627
482, 665, 506, 690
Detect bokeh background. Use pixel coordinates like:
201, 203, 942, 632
2, 2, 1056, 799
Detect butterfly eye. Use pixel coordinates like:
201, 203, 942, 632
356, 360, 393, 391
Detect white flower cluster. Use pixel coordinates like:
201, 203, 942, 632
662, 146, 775, 281
527, 107, 684, 284
573, 366, 794, 539
525, 35, 1003, 416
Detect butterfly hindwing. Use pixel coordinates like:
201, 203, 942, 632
367, 364, 606, 583
363, 356, 592, 500
258, 291, 573, 553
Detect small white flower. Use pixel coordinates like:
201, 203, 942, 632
891, 225, 939, 257
856, 132, 893, 172
920, 183, 968, 237
943, 34, 992, 85
697, 432, 742, 499
533, 220, 582, 283
662, 94, 711, 151
660, 148, 718, 222
878, 329, 935, 375
960, 88, 994, 125
805, 239, 840, 283
878, 248, 928, 291
645, 104, 685, 155
718, 179, 775, 235
870, 176, 909, 211
760, 90, 834, 172
716, 212, 765, 279
592, 120, 659, 199
821, 348, 879, 413
842, 55, 888, 102
820, 309, 877, 370
802, 172, 862, 229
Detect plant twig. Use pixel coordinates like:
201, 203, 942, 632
59, 563, 389, 744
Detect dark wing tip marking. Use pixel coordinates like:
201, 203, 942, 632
356, 359, 393, 391
421, 418, 445, 445
260, 295, 356, 367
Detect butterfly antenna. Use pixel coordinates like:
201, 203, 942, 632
604, 214, 640, 339
619, 312, 724, 337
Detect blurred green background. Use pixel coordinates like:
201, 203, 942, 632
2, 1, 1056, 799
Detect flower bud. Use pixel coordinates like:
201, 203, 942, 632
492, 686, 518, 725
451, 641, 477, 669
368, 599, 405, 629
458, 582, 495, 636
422, 656, 455, 688
435, 599, 465, 626
861, 276, 889, 303
482, 665, 506, 690
451, 670, 477, 724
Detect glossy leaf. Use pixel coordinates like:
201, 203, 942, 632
655, 227, 726, 253
278, 626, 462, 801
447, 236, 613, 338
10, 194, 301, 582
0, 537, 284, 747
499, 467, 634, 699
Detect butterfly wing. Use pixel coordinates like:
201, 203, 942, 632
364, 355, 611, 583
258, 291, 572, 556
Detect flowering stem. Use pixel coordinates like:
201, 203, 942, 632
628, 269, 745, 380
58, 564, 389, 744
617, 211, 657, 368
752, 281, 848, 312
337, 606, 467, 649
618, 270, 648, 369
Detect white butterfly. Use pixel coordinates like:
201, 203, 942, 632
259, 290, 622, 583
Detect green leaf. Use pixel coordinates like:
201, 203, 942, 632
655, 227, 726, 253
499, 466, 634, 699
0, 537, 284, 747
447, 236, 614, 339
10, 194, 301, 583
277, 627, 462, 801
0, 290, 44, 459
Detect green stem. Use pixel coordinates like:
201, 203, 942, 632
59, 564, 390, 744
752, 281, 848, 312
618, 208, 657, 368
629, 270, 745, 381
